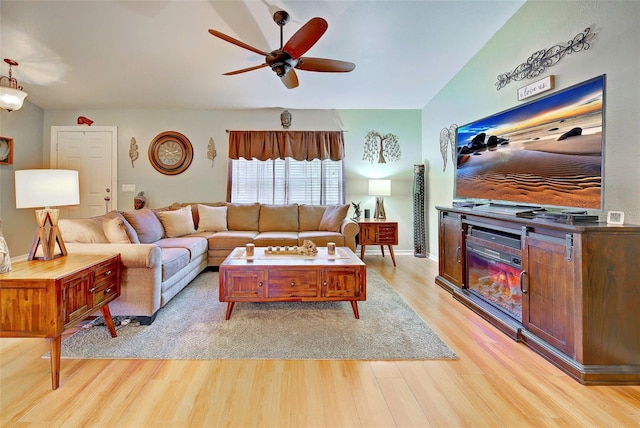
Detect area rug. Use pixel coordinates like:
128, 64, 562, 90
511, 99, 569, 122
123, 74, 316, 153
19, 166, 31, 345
55, 270, 457, 360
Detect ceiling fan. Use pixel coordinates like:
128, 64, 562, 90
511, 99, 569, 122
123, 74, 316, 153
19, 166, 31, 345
208, 10, 355, 89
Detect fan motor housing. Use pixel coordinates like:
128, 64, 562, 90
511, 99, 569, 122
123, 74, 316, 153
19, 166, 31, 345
266, 50, 299, 76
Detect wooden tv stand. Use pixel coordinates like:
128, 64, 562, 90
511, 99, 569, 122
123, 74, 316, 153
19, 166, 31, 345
436, 206, 640, 385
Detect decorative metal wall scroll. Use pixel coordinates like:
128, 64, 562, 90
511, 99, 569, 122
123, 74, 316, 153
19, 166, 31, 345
362, 130, 401, 164
413, 164, 426, 258
439, 124, 457, 172
207, 137, 217, 167
129, 137, 139, 167
495, 26, 596, 90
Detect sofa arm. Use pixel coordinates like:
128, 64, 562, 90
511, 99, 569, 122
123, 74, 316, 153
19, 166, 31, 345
340, 219, 359, 252
64, 243, 162, 269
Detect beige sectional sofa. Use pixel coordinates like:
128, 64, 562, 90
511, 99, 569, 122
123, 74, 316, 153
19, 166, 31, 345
59, 202, 356, 324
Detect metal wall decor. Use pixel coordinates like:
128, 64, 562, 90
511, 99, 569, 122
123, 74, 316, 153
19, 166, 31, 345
207, 137, 217, 167
362, 130, 401, 164
439, 124, 457, 172
129, 137, 139, 167
495, 26, 596, 90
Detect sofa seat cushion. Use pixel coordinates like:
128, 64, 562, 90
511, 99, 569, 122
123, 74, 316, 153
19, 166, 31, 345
207, 231, 258, 248
298, 231, 345, 248
253, 232, 299, 247
161, 247, 190, 281
154, 237, 208, 262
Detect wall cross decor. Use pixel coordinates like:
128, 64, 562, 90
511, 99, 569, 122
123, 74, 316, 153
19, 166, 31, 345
362, 130, 401, 164
495, 26, 596, 90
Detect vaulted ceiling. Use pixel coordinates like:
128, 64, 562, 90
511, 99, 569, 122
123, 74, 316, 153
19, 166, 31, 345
1, 1, 524, 111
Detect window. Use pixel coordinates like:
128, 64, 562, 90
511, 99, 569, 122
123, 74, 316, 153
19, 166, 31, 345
229, 158, 344, 205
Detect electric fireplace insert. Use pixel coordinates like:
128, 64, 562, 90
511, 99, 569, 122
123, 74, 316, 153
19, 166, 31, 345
465, 226, 523, 322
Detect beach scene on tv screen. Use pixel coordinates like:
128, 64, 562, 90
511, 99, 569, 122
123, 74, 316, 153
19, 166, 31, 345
455, 76, 604, 209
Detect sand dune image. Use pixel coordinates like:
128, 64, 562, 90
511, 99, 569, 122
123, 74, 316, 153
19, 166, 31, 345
455, 77, 604, 209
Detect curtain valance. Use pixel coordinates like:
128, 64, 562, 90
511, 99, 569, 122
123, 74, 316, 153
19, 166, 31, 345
228, 130, 345, 161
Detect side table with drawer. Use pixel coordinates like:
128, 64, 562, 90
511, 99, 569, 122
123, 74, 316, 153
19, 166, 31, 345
358, 219, 398, 266
0, 253, 121, 389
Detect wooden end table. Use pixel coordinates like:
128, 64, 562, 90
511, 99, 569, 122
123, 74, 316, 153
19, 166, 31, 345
358, 219, 398, 266
0, 253, 121, 389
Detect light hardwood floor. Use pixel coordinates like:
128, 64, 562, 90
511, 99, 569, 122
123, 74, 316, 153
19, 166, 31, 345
1, 255, 639, 427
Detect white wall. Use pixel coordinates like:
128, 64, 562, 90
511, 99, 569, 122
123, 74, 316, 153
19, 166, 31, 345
0, 101, 45, 255
422, 0, 640, 257
40, 107, 421, 254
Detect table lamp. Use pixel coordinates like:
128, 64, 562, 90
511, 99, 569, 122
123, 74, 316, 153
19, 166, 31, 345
368, 179, 391, 220
15, 169, 80, 260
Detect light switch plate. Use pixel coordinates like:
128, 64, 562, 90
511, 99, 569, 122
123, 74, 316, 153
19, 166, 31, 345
122, 184, 136, 192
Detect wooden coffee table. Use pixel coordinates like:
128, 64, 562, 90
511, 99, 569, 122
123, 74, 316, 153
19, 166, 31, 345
219, 246, 366, 319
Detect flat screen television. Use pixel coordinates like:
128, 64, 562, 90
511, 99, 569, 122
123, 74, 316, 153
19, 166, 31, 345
454, 74, 605, 213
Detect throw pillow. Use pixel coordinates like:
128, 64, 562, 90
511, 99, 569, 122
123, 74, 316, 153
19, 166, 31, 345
122, 208, 165, 243
156, 205, 197, 238
197, 204, 228, 232
105, 211, 140, 244
102, 216, 132, 244
318, 204, 349, 232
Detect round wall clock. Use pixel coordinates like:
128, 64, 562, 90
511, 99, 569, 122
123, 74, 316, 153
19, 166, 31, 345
148, 131, 193, 175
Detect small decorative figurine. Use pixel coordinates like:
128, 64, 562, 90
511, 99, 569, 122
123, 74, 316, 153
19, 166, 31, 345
281, 109, 292, 129
134, 191, 146, 210
351, 201, 361, 220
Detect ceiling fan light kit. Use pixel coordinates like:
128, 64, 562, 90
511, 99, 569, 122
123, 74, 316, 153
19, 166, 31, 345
0, 59, 28, 112
208, 10, 355, 89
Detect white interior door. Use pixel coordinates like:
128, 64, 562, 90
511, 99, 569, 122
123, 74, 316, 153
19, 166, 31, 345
51, 126, 117, 218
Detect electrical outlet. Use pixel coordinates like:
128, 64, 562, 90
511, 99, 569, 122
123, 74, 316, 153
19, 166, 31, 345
122, 184, 136, 192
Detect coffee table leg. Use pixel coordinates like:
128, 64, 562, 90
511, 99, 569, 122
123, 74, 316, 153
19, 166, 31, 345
225, 302, 235, 320
100, 305, 118, 338
350, 301, 360, 319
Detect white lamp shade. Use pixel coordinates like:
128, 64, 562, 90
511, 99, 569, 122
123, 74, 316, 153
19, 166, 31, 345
15, 169, 80, 208
368, 179, 391, 196
0, 86, 28, 112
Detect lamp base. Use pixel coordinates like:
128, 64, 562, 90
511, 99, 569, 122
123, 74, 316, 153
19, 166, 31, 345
28, 208, 68, 261
374, 196, 387, 220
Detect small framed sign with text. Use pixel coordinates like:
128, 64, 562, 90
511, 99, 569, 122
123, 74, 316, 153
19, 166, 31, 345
518, 75, 555, 101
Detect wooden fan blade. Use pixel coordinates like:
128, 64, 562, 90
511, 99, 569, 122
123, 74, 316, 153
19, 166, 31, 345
208, 29, 269, 56
282, 17, 327, 59
296, 57, 356, 73
223, 63, 269, 75
281, 69, 299, 89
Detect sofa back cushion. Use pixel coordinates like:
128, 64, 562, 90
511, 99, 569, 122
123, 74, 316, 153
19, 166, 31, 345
298, 205, 328, 231
226, 202, 260, 231
122, 208, 165, 243
156, 205, 197, 238
197, 204, 228, 232
259, 204, 299, 232
318, 204, 350, 232
59, 217, 110, 243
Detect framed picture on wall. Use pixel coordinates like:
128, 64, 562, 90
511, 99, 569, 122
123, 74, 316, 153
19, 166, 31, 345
0, 136, 13, 165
